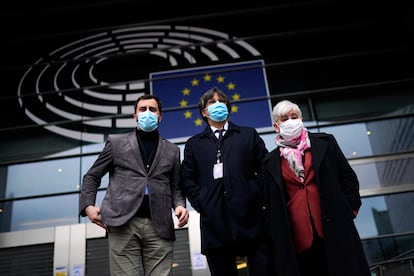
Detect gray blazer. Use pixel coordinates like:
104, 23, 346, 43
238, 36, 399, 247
79, 130, 185, 240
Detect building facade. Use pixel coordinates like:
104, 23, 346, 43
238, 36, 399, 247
0, 1, 413, 275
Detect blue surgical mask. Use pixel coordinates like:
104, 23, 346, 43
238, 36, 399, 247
137, 110, 158, 132
207, 102, 228, 122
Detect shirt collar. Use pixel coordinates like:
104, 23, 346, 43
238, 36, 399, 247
210, 121, 228, 133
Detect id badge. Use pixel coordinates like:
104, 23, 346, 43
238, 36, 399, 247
213, 162, 223, 179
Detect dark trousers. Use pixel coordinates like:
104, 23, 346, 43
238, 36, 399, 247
205, 239, 275, 276
296, 234, 329, 276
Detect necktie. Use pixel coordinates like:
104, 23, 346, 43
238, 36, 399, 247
216, 129, 224, 140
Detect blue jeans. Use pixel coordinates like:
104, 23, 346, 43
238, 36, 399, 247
107, 217, 173, 276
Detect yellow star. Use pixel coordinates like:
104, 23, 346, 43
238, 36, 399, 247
182, 88, 190, 96
227, 82, 235, 90
232, 93, 240, 101
194, 118, 203, 126
184, 110, 192, 118
204, 74, 212, 82
180, 99, 188, 107
191, 78, 199, 86
231, 105, 239, 113
216, 75, 225, 83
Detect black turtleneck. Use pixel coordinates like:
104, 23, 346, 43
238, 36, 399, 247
136, 128, 159, 170
135, 128, 159, 218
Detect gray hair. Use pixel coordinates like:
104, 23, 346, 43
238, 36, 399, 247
272, 100, 302, 123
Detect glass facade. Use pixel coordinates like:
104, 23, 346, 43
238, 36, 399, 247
1, 110, 413, 239
1, 1, 414, 274
1, 77, 413, 274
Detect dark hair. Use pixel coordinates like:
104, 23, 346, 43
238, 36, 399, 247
134, 94, 162, 113
198, 87, 231, 122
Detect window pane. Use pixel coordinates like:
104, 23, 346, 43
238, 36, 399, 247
353, 157, 414, 190
352, 163, 382, 190
81, 143, 105, 154
318, 123, 373, 158
261, 132, 277, 152
318, 116, 414, 158
362, 232, 414, 266
0, 123, 84, 163
312, 91, 413, 122
4, 194, 79, 232
6, 158, 81, 198
366, 116, 414, 156
81, 155, 109, 188
356, 192, 414, 239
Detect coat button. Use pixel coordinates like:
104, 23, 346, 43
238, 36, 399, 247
300, 185, 305, 190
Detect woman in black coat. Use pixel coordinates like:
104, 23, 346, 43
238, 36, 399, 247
262, 99, 371, 276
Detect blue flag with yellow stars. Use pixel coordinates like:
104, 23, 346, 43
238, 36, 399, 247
150, 60, 272, 141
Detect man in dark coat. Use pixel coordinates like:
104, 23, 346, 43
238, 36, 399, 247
180, 88, 274, 276
262, 99, 371, 276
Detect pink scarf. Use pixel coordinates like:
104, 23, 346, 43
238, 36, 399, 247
276, 129, 311, 181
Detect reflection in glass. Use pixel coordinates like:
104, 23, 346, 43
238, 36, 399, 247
366, 109, 414, 156
352, 163, 382, 190
356, 196, 387, 238
318, 123, 373, 158
9, 194, 79, 231
81, 155, 109, 188
362, 232, 414, 266
319, 117, 414, 158
353, 158, 414, 190
356, 192, 414, 239
358, 192, 414, 266
81, 143, 105, 154
6, 158, 81, 198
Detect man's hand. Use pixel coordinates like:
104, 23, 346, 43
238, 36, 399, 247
175, 206, 189, 227
85, 205, 107, 230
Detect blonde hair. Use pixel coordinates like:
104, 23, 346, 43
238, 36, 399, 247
272, 100, 302, 123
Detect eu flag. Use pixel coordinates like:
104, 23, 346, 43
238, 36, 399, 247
150, 60, 272, 141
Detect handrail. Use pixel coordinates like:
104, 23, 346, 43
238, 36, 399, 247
370, 251, 414, 268
362, 231, 414, 241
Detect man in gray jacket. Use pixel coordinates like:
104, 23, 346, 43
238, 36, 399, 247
79, 94, 189, 276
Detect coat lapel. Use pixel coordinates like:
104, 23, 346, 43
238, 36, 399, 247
264, 150, 284, 191
309, 133, 328, 174
127, 131, 146, 172
147, 135, 164, 175
265, 132, 329, 191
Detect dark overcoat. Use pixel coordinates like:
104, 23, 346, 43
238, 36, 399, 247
180, 121, 268, 253
262, 132, 371, 276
